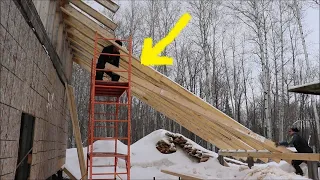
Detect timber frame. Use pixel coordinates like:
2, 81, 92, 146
219, 150, 320, 162
57, 0, 316, 164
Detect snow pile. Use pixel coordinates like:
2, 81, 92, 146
65, 129, 315, 179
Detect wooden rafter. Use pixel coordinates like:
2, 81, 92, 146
94, 0, 119, 13
68, 36, 95, 56
64, 18, 111, 48
219, 151, 320, 161
69, 0, 117, 30
73, 58, 91, 72
60, 4, 114, 38
70, 45, 93, 60
73, 55, 91, 67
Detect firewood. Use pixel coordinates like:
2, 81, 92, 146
200, 157, 209, 162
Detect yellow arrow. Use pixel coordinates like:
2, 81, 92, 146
141, 13, 191, 66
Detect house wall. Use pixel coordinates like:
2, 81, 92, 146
0, 0, 72, 179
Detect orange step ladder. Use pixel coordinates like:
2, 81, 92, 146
87, 32, 132, 180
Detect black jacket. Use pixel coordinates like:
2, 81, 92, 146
96, 45, 120, 69
279, 133, 313, 153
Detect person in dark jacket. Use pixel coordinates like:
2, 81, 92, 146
278, 127, 313, 176
95, 40, 122, 81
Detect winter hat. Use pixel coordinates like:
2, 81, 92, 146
115, 40, 122, 46
290, 127, 299, 132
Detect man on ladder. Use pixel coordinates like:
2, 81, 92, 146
95, 40, 123, 81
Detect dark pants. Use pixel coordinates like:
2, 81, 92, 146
95, 71, 120, 81
292, 160, 304, 175
95, 60, 120, 81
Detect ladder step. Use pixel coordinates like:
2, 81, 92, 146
94, 101, 129, 105
88, 152, 128, 159
94, 126, 115, 128
92, 172, 127, 176
94, 112, 116, 116
89, 164, 115, 167
95, 68, 129, 72
97, 52, 130, 57
94, 120, 128, 122
94, 85, 129, 89
93, 137, 128, 140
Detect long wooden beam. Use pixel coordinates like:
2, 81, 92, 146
73, 58, 91, 72
66, 85, 87, 179
161, 169, 204, 180
70, 45, 93, 60
67, 28, 96, 49
68, 37, 94, 56
219, 151, 320, 161
63, 167, 77, 180
94, 0, 119, 13
60, 4, 114, 38
69, 0, 117, 30
64, 18, 111, 48
73, 55, 91, 67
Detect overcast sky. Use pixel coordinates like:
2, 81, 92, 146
304, 6, 319, 56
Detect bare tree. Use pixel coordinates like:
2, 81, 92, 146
291, 0, 320, 151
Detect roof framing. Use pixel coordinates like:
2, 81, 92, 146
59, 0, 298, 162
69, 0, 117, 30
219, 150, 320, 161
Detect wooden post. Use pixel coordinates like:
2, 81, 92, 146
247, 156, 254, 169
218, 155, 224, 166
62, 167, 77, 180
66, 84, 87, 180
307, 161, 319, 180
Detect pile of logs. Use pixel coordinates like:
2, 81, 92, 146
156, 132, 213, 162
156, 140, 176, 154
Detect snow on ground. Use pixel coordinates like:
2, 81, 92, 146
65, 129, 316, 179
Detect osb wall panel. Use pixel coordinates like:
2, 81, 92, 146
0, 0, 69, 179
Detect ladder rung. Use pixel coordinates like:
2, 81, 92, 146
88, 152, 128, 158
95, 68, 129, 73
94, 120, 128, 122
94, 85, 129, 89
94, 112, 116, 116
94, 102, 129, 105
93, 137, 128, 140
89, 164, 115, 167
96, 37, 130, 42
95, 52, 130, 57
92, 172, 127, 176
94, 126, 115, 128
